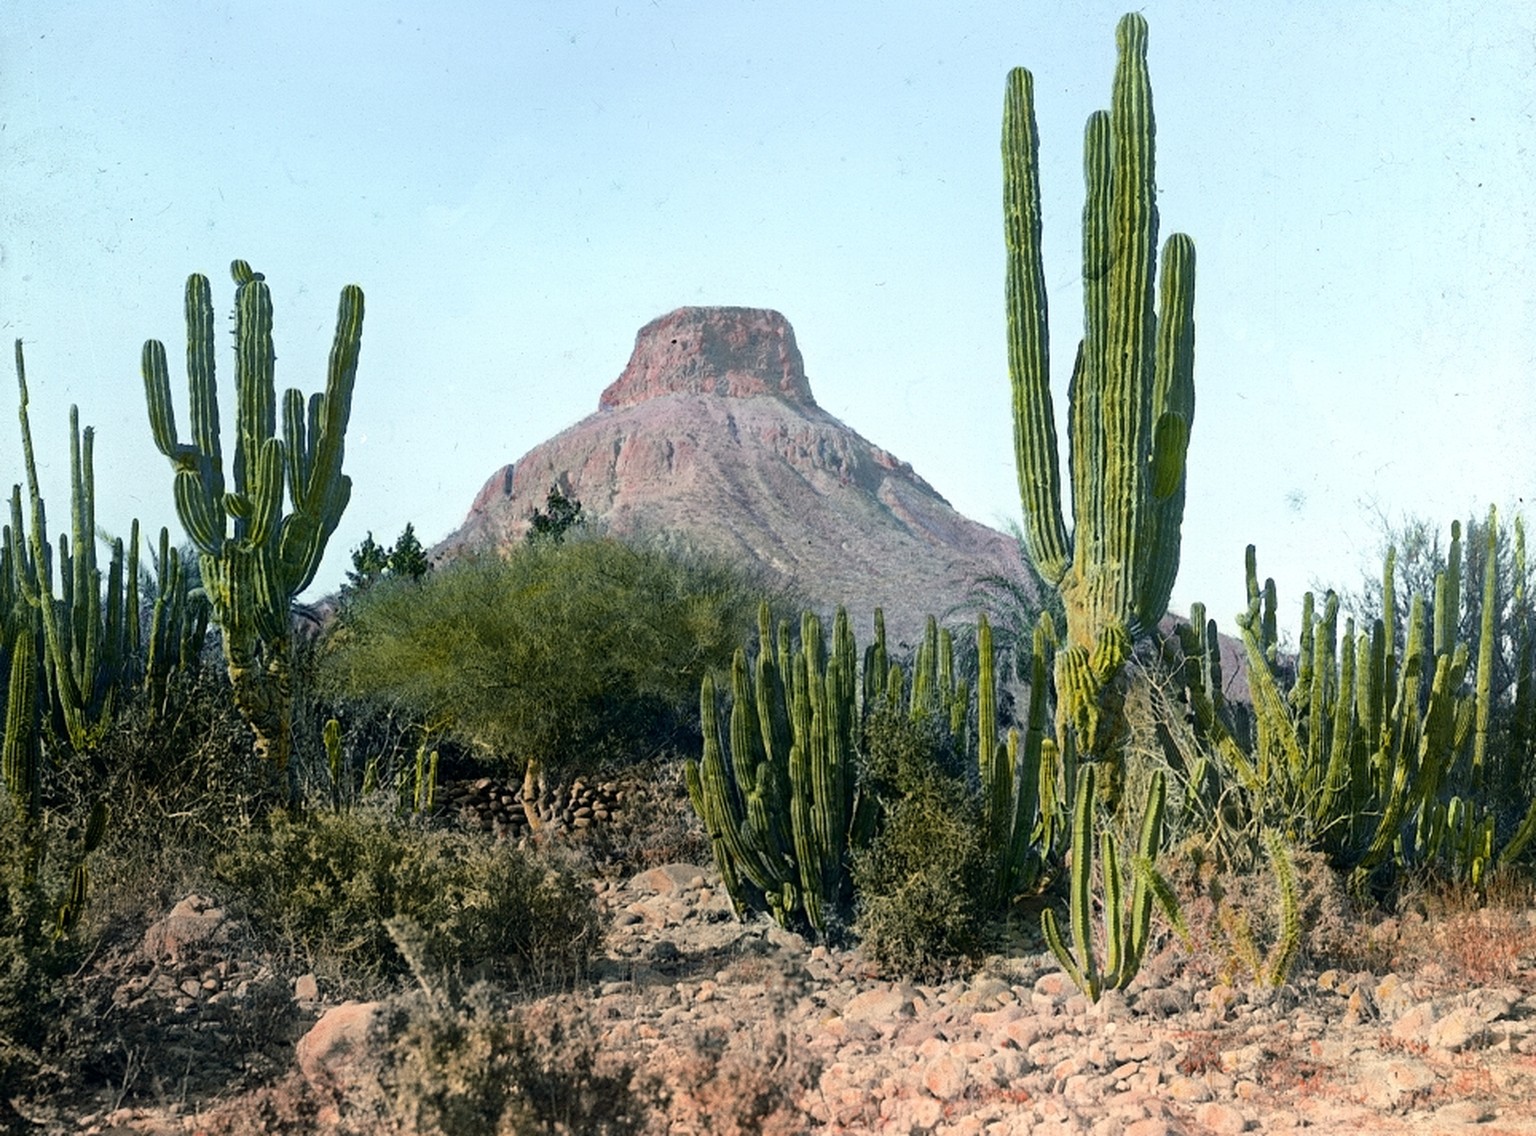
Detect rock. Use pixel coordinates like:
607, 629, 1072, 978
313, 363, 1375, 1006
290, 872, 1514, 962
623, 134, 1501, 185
1434, 1099, 1493, 1124
1193, 1101, 1249, 1134
922, 1053, 969, 1100
294, 973, 320, 1002
1391, 1000, 1437, 1046
628, 863, 709, 895
141, 894, 230, 964
1427, 1005, 1488, 1053
843, 986, 917, 1023
296, 1001, 387, 1088
599, 307, 816, 410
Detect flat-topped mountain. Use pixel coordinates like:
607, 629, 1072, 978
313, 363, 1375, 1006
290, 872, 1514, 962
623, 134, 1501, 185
438, 306, 1033, 648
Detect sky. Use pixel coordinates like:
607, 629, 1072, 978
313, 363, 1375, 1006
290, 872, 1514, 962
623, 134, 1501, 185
2, 1, 1532, 647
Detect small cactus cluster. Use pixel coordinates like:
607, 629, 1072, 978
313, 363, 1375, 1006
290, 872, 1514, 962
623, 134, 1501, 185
686, 604, 1062, 941
4, 342, 205, 809
1175, 508, 1536, 893
142, 260, 364, 769
10, 344, 139, 754
686, 607, 869, 936
1040, 764, 1180, 1000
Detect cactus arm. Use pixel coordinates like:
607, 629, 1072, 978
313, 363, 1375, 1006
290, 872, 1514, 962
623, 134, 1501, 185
1041, 768, 1096, 997
1471, 507, 1496, 789
1137, 233, 1195, 627
1112, 769, 1167, 989
184, 272, 223, 485
1069, 763, 1100, 999
1100, 827, 1124, 986
1003, 66, 1070, 586
3, 627, 38, 817
1262, 830, 1302, 987
1088, 12, 1157, 636
1074, 107, 1111, 572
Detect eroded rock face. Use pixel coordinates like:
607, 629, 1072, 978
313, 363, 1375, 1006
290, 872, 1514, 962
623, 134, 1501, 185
598, 307, 815, 410
438, 306, 1029, 646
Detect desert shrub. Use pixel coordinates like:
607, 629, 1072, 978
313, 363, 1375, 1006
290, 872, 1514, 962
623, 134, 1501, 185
852, 708, 990, 975
41, 656, 284, 941
215, 809, 601, 995
319, 535, 790, 787
381, 988, 649, 1136
659, 1017, 821, 1136
0, 798, 81, 1125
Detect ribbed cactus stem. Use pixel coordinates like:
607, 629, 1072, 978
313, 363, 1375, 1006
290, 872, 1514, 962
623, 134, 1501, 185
1471, 507, 1496, 789
12, 342, 131, 750
1005, 15, 1197, 793
686, 606, 866, 939
142, 262, 364, 768
3, 627, 38, 817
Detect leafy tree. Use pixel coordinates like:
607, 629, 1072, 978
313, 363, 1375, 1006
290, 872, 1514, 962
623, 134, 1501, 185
348, 532, 391, 591
347, 524, 431, 594
387, 523, 430, 583
320, 535, 785, 830
526, 488, 585, 545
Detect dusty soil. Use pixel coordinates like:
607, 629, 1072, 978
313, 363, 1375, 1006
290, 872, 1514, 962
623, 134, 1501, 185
31, 859, 1536, 1136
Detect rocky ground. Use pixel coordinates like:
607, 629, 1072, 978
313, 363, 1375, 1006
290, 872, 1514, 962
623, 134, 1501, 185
42, 852, 1536, 1136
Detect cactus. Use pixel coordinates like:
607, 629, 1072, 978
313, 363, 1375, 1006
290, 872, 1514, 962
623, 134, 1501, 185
1259, 828, 1302, 987
1005, 15, 1198, 795
142, 261, 365, 768
1040, 763, 1179, 1000
12, 343, 136, 751
976, 612, 1052, 901
1228, 544, 1478, 883
143, 527, 210, 721
55, 799, 109, 937
3, 626, 39, 818
686, 607, 865, 937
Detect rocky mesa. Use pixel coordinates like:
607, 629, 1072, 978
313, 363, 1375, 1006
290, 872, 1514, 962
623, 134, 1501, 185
438, 306, 1034, 647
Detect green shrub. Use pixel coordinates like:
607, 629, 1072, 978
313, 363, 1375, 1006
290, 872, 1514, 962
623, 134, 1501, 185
0, 798, 79, 1121
215, 809, 601, 995
851, 709, 990, 975
320, 535, 790, 791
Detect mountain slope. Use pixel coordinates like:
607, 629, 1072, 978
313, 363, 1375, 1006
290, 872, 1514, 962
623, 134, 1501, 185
438, 306, 1033, 648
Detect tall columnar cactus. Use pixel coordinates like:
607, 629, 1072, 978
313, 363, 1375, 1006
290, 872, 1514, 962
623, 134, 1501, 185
142, 261, 364, 768
13, 343, 136, 751
1004, 14, 1197, 792
142, 527, 210, 722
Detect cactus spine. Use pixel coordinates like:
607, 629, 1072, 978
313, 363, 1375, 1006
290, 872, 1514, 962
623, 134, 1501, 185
142, 262, 364, 768
1005, 14, 1197, 792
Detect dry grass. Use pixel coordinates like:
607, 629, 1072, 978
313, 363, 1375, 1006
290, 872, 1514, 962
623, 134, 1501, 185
1380, 868, 1536, 985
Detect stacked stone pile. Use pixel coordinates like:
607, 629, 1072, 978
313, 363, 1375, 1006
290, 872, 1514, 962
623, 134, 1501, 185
438, 774, 626, 839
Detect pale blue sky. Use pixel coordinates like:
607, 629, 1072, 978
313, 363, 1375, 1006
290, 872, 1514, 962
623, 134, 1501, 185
3, 2, 1532, 643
